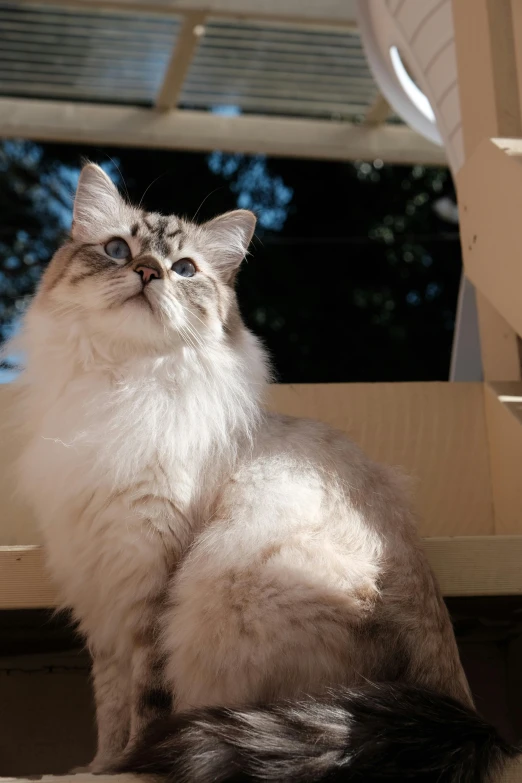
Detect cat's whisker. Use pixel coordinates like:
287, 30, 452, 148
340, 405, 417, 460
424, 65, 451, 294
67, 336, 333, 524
182, 321, 204, 349
178, 311, 205, 345
48, 303, 84, 320
138, 173, 166, 211
179, 325, 199, 353
182, 303, 207, 329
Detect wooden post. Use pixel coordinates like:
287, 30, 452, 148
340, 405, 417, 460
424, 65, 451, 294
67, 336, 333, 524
364, 93, 391, 125
453, 0, 522, 532
155, 12, 206, 111
452, 0, 521, 382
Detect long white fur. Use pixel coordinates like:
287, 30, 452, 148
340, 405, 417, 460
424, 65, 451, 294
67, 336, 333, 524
5, 164, 472, 772
7, 166, 265, 656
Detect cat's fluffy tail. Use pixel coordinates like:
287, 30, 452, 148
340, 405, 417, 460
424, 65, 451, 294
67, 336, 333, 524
117, 682, 517, 783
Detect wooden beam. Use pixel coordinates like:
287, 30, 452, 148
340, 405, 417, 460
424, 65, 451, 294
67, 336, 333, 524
5, 535, 522, 610
457, 137, 522, 343
484, 381, 522, 534
0, 97, 446, 164
453, 0, 521, 381
2, 0, 358, 26
427, 536, 522, 596
453, 0, 522, 152
364, 93, 391, 126
476, 290, 522, 381
511, 0, 522, 115
156, 11, 206, 110
0, 547, 56, 609
456, 136, 522, 532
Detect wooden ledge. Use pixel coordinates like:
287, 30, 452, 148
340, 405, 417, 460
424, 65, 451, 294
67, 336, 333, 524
0, 382, 498, 540
2, 536, 522, 609
2, 761, 522, 782
0, 778, 143, 783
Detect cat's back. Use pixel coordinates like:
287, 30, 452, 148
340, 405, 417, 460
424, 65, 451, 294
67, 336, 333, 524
168, 410, 467, 709
189, 410, 417, 603
244, 410, 414, 541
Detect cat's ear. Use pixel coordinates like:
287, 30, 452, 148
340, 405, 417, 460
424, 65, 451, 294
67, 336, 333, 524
203, 210, 256, 279
72, 163, 123, 241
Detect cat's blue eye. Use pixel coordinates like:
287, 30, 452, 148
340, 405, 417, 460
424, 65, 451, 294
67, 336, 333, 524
104, 237, 131, 261
172, 258, 196, 278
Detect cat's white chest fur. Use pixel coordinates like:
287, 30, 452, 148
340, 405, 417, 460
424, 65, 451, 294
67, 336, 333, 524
19, 369, 194, 652
15, 312, 260, 653
22, 370, 174, 511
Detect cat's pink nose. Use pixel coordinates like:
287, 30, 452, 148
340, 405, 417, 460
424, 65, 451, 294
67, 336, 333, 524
135, 263, 162, 285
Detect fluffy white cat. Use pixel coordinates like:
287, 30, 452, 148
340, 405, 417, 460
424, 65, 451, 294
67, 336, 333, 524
5, 164, 514, 783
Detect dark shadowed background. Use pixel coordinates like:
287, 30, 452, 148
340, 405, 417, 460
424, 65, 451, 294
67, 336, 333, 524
0, 140, 461, 382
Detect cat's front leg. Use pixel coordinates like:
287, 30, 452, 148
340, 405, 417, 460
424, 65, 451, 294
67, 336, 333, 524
126, 603, 172, 753
88, 650, 132, 773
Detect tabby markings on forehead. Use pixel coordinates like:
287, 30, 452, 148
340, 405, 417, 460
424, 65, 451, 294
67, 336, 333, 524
139, 215, 183, 259
156, 217, 172, 259
155, 216, 170, 237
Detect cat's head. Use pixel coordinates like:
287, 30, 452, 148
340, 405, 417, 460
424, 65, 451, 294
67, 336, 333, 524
36, 163, 256, 354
